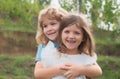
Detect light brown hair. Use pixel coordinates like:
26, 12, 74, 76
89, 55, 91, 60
36, 6, 68, 45
57, 13, 95, 56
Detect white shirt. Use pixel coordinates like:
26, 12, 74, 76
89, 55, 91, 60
41, 41, 97, 79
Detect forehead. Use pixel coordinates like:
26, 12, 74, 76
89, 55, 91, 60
64, 24, 82, 31
41, 12, 57, 20
42, 15, 54, 21
42, 17, 59, 24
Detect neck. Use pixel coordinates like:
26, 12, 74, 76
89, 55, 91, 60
51, 40, 56, 43
66, 49, 79, 55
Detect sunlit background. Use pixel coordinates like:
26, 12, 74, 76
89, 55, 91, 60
0, 0, 120, 79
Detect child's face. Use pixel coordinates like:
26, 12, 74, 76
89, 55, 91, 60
43, 18, 60, 41
61, 24, 83, 51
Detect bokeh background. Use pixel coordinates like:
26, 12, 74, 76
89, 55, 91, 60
0, 0, 120, 79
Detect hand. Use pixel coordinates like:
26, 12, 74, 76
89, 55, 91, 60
56, 63, 68, 75
60, 63, 83, 79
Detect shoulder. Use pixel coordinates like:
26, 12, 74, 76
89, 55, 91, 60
45, 41, 57, 48
38, 44, 45, 48
71, 53, 96, 65
42, 41, 58, 56
81, 53, 97, 58
81, 53, 97, 62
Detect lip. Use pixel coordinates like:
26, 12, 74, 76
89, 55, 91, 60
47, 32, 56, 35
66, 40, 75, 44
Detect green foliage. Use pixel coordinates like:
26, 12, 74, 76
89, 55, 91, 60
0, 0, 120, 56
0, 19, 5, 25
94, 29, 120, 55
0, 54, 120, 79
60, 0, 78, 12
0, 54, 34, 79
101, 0, 119, 31
0, 20, 35, 32
0, 76, 8, 79
88, 0, 102, 28
81, 0, 120, 32
95, 55, 120, 79
0, 0, 119, 32
14, 56, 33, 67
0, 0, 39, 32
38, 0, 50, 7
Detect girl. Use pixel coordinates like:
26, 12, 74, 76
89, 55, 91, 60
56, 13, 102, 79
35, 6, 68, 63
34, 6, 69, 79
34, 6, 102, 79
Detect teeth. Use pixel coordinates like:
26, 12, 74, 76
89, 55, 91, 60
67, 40, 75, 43
48, 32, 55, 35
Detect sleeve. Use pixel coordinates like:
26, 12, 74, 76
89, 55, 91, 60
34, 44, 45, 63
86, 54, 97, 65
80, 53, 97, 65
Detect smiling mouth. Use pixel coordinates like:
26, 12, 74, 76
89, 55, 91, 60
48, 32, 56, 35
67, 40, 75, 43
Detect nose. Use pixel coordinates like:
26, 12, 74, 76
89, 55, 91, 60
68, 33, 74, 39
46, 25, 53, 31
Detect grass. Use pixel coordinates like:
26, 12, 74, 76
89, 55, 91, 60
0, 24, 35, 33
0, 20, 36, 33
0, 54, 120, 79
95, 55, 120, 79
0, 54, 35, 79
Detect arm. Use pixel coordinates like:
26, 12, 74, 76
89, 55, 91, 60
34, 61, 66, 79
82, 53, 102, 78
60, 62, 102, 79
81, 62, 102, 78
35, 45, 44, 63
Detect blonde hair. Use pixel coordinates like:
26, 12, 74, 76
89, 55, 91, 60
58, 13, 95, 56
36, 6, 68, 45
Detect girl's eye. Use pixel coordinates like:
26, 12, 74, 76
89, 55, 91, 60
64, 30, 69, 34
74, 31, 80, 35
50, 22, 56, 25
43, 24, 47, 28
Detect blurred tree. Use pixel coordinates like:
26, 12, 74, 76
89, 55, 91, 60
0, 0, 119, 33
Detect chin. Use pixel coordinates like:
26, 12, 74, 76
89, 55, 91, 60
49, 39, 54, 41
67, 47, 74, 50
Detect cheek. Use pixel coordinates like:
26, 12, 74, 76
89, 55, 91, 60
78, 36, 83, 44
43, 27, 46, 32
43, 29, 45, 34
55, 23, 60, 30
56, 26, 60, 31
61, 32, 66, 37
43, 29, 47, 35
61, 32, 65, 41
